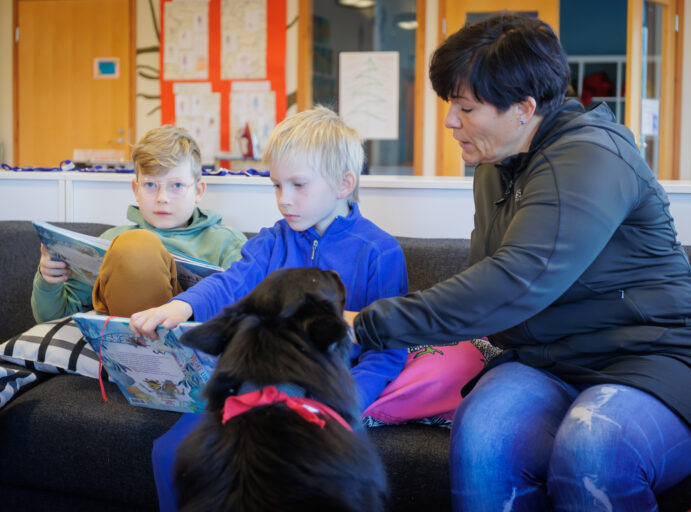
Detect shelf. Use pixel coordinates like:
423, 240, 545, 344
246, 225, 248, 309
567, 55, 625, 123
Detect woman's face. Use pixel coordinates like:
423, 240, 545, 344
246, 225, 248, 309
444, 89, 527, 165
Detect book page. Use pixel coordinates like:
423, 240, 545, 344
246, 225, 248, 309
33, 221, 110, 285
73, 314, 212, 413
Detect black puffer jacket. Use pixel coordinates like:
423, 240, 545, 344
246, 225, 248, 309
355, 99, 691, 425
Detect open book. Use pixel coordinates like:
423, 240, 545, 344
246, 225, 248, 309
73, 313, 215, 413
33, 220, 223, 289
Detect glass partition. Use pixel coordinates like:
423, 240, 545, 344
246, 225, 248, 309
312, 0, 417, 175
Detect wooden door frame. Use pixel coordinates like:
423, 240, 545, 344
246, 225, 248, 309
12, 0, 137, 164
297, 0, 312, 113
625, 0, 682, 179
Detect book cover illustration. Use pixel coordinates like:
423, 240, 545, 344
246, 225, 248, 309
73, 313, 216, 413
168, 247, 223, 289
33, 221, 223, 289
33, 220, 110, 285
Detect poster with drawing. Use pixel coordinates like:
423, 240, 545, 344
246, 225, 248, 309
230, 81, 276, 158
173, 82, 221, 164
163, 0, 210, 80
221, 0, 267, 79
339, 51, 399, 140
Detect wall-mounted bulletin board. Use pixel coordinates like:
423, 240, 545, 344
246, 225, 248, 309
160, 0, 287, 164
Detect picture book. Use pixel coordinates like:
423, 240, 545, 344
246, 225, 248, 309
73, 313, 216, 413
33, 220, 110, 285
33, 221, 223, 289
167, 247, 224, 289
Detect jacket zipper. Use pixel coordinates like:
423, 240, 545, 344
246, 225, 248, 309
486, 173, 515, 254
485, 179, 513, 254
311, 240, 318, 261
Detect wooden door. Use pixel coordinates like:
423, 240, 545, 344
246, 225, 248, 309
14, 0, 135, 166
436, 0, 560, 176
625, 0, 682, 179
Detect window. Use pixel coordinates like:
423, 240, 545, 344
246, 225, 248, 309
299, 0, 420, 175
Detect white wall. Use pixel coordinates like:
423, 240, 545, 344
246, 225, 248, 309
5, 173, 691, 244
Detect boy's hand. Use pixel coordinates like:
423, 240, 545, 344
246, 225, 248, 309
129, 300, 193, 339
39, 243, 71, 284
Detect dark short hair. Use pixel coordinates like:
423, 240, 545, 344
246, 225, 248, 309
429, 11, 569, 115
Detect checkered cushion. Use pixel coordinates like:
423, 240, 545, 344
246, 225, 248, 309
0, 361, 39, 408
0, 315, 100, 377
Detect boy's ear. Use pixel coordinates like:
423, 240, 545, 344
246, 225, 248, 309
337, 170, 357, 200
193, 180, 206, 204
131, 179, 138, 195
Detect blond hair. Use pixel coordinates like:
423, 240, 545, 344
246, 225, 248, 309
131, 125, 202, 180
262, 106, 364, 202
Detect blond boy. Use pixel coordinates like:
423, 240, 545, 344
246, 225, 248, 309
31, 125, 246, 322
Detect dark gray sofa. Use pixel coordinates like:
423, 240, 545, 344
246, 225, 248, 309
0, 220, 689, 511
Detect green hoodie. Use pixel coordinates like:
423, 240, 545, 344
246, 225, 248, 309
31, 205, 247, 323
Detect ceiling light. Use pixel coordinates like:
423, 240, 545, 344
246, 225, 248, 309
395, 13, 417, 30
337, 0, 374, 8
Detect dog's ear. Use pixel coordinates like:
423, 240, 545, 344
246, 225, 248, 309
179, 304, 247, 355
304, 313, 348, 350
296, 294, 348, 350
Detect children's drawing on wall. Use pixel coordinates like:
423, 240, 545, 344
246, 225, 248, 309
174, 83, 221, 164
221, 0, 267, 79
164, 0, 210, 80
339, 52, 399, 141
230, 82, 276, 159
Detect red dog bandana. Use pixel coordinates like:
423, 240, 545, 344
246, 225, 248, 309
222, 385, 353, 432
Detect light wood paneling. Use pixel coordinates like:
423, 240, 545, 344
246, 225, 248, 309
413, 0, 426, 176
14, 0, 134, 166
626, 0, 680, 179
673, 0, 684, 177
626, 0, 643, 145
297, 0, 312, 112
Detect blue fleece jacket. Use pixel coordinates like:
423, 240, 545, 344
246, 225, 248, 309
176, 203, 409, 411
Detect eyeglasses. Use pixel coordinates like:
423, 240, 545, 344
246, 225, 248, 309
137, 180, 197, 197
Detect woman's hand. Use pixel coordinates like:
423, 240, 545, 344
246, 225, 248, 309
129, 300, 193, 339
343, 310, 359, 344
39, 244, 71, 284
343, 310, 358, 327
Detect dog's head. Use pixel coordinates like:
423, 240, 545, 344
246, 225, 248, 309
179, 267, 356, 417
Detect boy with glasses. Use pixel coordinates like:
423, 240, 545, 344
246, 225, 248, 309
31, 125, 247, 322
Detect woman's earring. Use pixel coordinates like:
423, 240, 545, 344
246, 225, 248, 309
520, 119, 526, 125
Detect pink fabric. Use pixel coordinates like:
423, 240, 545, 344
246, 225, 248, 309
363, 341, 486, 423
222, 385, 353, 431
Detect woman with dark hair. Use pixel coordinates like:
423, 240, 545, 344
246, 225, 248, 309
351, 12, 691, 511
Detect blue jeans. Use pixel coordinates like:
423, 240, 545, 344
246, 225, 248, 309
450, 362, 691, 511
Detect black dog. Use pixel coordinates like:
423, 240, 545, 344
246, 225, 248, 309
174, 267, 388, 512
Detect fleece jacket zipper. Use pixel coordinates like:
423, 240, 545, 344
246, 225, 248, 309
311, 239, 318, 262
